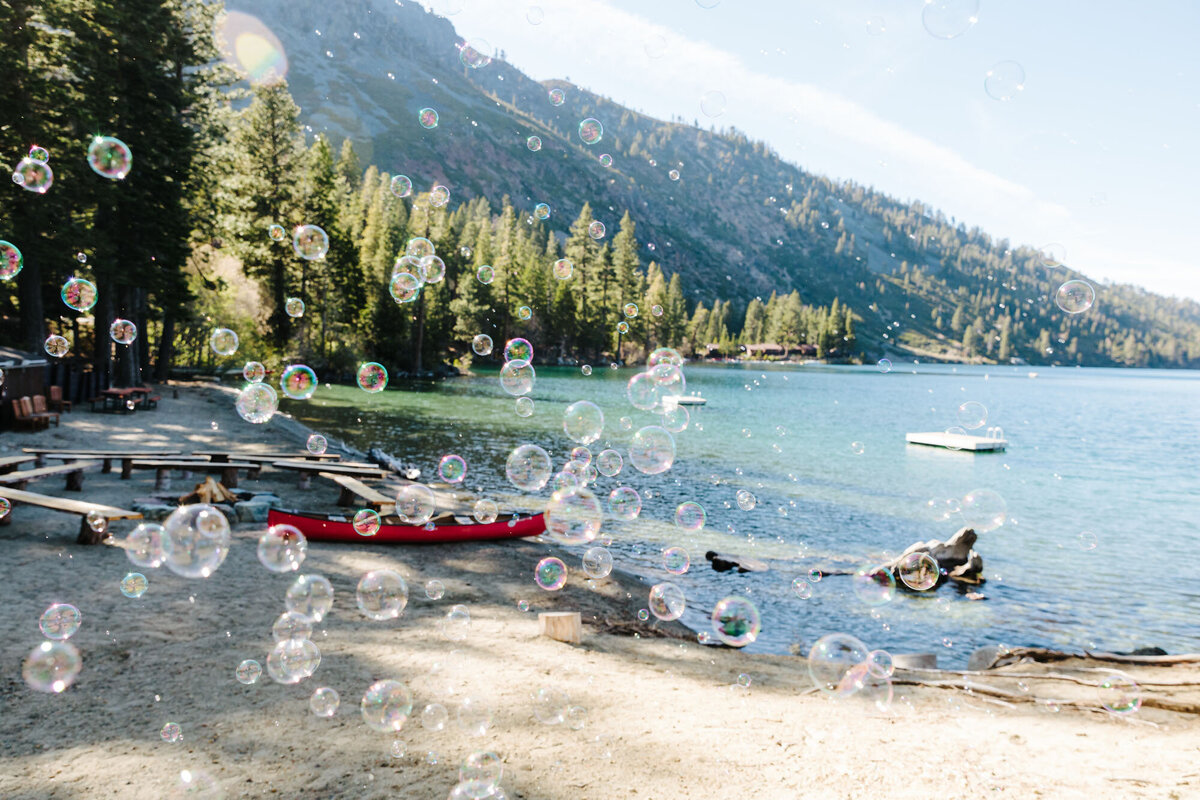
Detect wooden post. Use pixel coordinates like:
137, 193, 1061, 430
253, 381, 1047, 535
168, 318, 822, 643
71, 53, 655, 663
155, 468, 171, 491
65, 469, 84, 492
538, 612, 582, 645
120, 458, 133, 480
76, 517, 108, 545
221, 466, 238, 489
297, 473, 311, 490
101, 458, 113, 474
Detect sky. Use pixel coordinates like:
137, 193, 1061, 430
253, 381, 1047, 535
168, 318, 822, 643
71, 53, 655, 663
421, 0, 1200, 301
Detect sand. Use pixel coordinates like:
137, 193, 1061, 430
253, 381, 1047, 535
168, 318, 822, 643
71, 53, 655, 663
1, 383, 1198, 800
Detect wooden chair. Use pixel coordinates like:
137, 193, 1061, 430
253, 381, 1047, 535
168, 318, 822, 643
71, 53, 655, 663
48, 385, 72, 413
30, 395, 61, 427
11, 398, 48, 430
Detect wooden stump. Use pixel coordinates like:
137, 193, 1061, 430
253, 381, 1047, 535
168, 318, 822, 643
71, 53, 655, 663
65, 469, 84, 492
155, 468, 171, 491
76, 517, 109, 545
221, 466, 239, 488
538, 612, 582, 645
120, 459, 133, 480
100, 458, 113, 474
892, 653, 938, 670
297, 474, 312, 490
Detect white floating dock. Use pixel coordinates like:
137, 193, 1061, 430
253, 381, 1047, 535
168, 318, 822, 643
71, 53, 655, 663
663, 395, 707, 407
905, 432, 1007, 452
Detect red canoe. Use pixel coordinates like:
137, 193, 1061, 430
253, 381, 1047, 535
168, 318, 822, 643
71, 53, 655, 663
267, 508, 546, 544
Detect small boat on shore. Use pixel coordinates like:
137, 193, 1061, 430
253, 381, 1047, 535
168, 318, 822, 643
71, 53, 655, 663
268, 508, 546, 544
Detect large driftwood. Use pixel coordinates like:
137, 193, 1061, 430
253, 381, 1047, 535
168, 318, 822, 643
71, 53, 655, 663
884, 526, 985, 587
987, 646, 1200, 669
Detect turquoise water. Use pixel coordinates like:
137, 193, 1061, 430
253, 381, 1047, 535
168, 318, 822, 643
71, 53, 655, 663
281, 363, 1200, 665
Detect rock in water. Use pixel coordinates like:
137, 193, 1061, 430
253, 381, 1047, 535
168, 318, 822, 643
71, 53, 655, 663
887, 526, 985, 587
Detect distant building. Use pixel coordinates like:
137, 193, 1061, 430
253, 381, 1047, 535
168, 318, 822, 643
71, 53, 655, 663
743, 343, 785, 357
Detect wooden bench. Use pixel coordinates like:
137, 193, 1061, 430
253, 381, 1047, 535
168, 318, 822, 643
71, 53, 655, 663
32, 450, 183, 478
321, 472, 394, 510
0, 460, 100, 492
0, 455, 38, 475
192, 451, 342, 463
0, 486, 142, 544
273, 459, 389, 489
129, 460, 257, 490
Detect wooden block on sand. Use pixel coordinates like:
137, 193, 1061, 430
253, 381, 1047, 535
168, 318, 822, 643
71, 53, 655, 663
538, 611, 581, 645
892, 653, 938, 670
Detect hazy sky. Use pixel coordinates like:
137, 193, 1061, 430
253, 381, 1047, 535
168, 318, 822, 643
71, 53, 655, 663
423, 0, 1199, 300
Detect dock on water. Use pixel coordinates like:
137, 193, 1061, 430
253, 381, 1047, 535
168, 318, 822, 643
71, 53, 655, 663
905, 431, 1007, 452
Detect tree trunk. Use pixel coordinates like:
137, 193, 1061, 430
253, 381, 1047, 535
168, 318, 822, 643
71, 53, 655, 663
414, 293, 425, 375
154, 311, 175, 381
92, 276, 113, 389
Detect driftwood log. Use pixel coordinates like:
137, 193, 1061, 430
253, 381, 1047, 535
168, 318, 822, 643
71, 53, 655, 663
179, 477, 236, 505
884, 526, 985, 587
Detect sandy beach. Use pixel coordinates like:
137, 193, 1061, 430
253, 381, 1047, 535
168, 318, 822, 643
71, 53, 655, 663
1, 383, 1197, 800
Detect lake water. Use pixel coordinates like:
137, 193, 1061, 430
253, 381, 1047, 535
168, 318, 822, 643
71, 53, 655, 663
280, 362, 1200, 666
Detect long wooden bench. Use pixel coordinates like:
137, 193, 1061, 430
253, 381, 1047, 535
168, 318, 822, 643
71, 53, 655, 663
25, 448, 182, 475
192, 451, 342, 463
0, 455, 38, 474
128, 460, 257, 490
0, 486, 142, 544
321, 472, 394, 510
0, 461, 101, 492
273, 459, 389, 489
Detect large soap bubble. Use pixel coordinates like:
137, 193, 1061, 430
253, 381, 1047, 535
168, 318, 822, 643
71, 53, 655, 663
257, 524, 307, 573
356, 569, 409, 620
235, 382, 278, 424
629, 426, 675, 474
808, 633, 870, 696
499, 360, 535, 396
710, 596, 760, 647
286, 574, 334, 622
562, 400, 604, 445
395, 484, 436, 524
506, 444, 552, 491
162, 504, 231, 579
361, 679, 414, 732
544, 486, 602, 545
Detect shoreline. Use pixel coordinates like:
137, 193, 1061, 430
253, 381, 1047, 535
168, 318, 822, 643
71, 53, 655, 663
0, 383, 1197, 798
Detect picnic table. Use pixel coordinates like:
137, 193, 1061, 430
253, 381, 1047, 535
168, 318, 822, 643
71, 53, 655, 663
0, 485, 142, 544
92, 386, 158, 413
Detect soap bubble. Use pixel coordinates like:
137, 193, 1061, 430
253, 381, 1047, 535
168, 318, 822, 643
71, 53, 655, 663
310, 687, 340, 717
23, 641, 82, 693
439, 454, 467, 483
984, 60, 1025, 102
499, 359, 535, 396
669, 169, 680, 181
162, 504, 231, 579
268, 223, 285, 241
877, 358, 892, 373
160, 723, 183, 745
262, 643, 317, 685
419, 108, 439, 128
306, 434, 328, 454
545, 486, 603, 545
235, 659, 262, 684
280, 364, 317, 399
257, 524, 307, 573
209, 328, 239, 356
44, 334, 69, 357
791, 578, 813, 599
961, 488, 1007, 532
243, 361, 265, 383
353, 509, 382, 536
515, 397, 534, 417
120, 572, 148, 598
581, 547, 613, 579
175, 769, 222, 798
809, 633, 870, 695
1078, 531, 1098, 551
123, 522, 170, 568
361, 679, 414, 732
534, 203, 551, 220
86, 510, 106, 533
588, 220, 606, 239
897, 552, 939, 591
526, 135, 542, 152
735, 490, 756, 511
13, 157, 53, 192
0, 240, 24, 281
390, 174, 413, 197
867, 650, 895, 679
1038, 242, 1067, 268
629, 426, 675, 474
674, 502, 706, 531
286, 574, 334, 622
662, 547, 690, 575
506, 444, 552, 491
599, 153, 613, 167
425, 580, 446, 601
649, 582, 685, 621
710, 596, 760, 647
1098, 673, 1142, 715
357, 362, 388, 392
472, 334, 493, 356
700, 90, 727, 118
477, 265, 494, 283
1055, 280, 1095, 314
0, 497, 11, 520
459, 750, 504, 789
60, 277, 97, 311
578, 118, 603, 145
356, 569, 409, 620
395, 484, 436, 524
40, 603, 81, 639
921, 0, 979, 39
534, 557, 567, 590
421, 253, 447, 282
459, 38, 492, 68
285, 297, 305, 317
595, 449, 623, 476
456, 696, 495, 737
292, 225, 329, 260
957, 401, 987, 429
87, 135, 132, 179
442, 604, 470, 641
607, 486, 642, 519
563, 400, 604, 444
553, 258, 573, 280
468, 499, 497, 524
272, 611, 313, 643
109, 318, 137, 344
431, 185, 451, 205
532, 687, 568, 724
421, 702, 449, 731
852, 564, 895, 606
548, 88, 565, 106
517, 306, 532, 320
390, 272, 421, 303
235, 382, 278, 423
850, 441, 865, 455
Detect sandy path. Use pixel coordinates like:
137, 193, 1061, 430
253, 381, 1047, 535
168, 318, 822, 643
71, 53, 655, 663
0, 383, 1197, 799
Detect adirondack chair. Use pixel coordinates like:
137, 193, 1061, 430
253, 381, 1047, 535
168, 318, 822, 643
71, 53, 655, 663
48, 385, 73, 413
11, 398, 48, 430
30, 395, 61, 427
